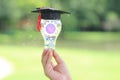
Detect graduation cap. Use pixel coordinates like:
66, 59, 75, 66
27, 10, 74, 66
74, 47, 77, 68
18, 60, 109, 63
32, 7, 70, 31
32, 7, 70, 20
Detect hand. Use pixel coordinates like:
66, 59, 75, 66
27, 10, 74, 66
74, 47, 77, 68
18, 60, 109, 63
41, 49, 72, 80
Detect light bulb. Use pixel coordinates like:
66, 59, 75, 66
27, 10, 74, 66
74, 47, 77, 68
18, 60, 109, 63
41, 19, 62, 49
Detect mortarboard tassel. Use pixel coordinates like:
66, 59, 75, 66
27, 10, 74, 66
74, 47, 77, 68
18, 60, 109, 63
37, 13, 41, 31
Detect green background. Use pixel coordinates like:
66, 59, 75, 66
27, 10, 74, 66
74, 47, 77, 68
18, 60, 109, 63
0, 0, 120, 80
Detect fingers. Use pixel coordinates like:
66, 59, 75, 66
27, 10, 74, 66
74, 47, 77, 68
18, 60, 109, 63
42, 49, 47, 59
42, 49, 54, 67
53, 50, 64, 64
42, 49, 64, 65
41, 49, 50, 67
51, 62, 55, 68
46, 50, 53, 66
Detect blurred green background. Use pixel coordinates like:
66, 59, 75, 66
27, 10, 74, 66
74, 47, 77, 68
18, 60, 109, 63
0, 0, 120, 80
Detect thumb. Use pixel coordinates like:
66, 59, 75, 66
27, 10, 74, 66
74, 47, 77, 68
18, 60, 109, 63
53, 50, 64, 64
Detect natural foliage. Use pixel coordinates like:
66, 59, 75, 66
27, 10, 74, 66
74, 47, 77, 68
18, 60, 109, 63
0, 0, 120, 32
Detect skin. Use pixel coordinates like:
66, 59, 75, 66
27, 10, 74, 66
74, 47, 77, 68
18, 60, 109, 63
41, 49, 72, 80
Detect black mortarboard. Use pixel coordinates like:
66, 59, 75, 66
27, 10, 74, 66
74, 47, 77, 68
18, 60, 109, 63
32, 7, 70, 20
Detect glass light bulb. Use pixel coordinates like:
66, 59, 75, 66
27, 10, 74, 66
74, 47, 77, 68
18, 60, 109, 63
41, 19, 62, 49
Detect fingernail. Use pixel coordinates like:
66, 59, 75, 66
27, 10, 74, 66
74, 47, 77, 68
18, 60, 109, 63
49, 52, 53, 56
48, 48, 51, 51
45, 48, 49, 50
46, 48, 50, 52
44, 48, 47, 50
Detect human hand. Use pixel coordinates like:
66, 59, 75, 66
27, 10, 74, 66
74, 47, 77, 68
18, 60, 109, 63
41, 49, 72, 80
